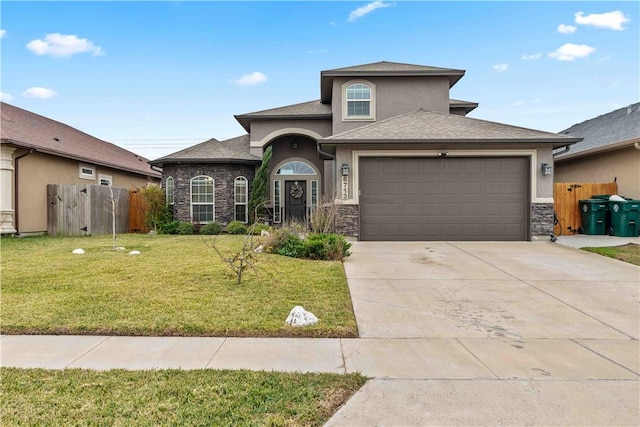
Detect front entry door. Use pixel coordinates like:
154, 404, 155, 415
285, 180, 306, 222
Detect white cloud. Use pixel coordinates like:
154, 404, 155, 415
548, 43, 595, 61
0, 29, 6, 38
1, 92, 14, 102
232, 71, 267, 86
574, 10, 630, 30
492, 63, 509, 72
26, 33, 104, 58
557, 24, 577, 34
22, 87, 57, 99
348, 1, 391, 22
522, 53, 542, 60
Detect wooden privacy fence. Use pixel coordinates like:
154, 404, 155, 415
47, 184, 130, 236
129, 188, 149, 233
553, 182, 618, 235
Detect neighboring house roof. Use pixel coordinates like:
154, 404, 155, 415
150, 134, 261, 166
235, 100, 332, 132
1, 102, 161, 178
320, 109, 582, 147
320, 61, 466, 103
555, 102, 640, 161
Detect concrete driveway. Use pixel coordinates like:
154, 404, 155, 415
327, 241, 639, 426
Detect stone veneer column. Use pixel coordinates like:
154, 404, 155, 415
0, 145, 17, 234
334, 204, 359, 237
531, 203, 554, 239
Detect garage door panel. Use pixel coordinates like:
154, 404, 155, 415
360, 157, 529, 241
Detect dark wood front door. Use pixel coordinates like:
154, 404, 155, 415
285, 180, 306, 222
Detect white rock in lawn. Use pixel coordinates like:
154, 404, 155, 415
72, 248, 85, 255
260, 230, 270, 237
115, 247, 126, 251
254, 245, 264, 253
129, 250, 141, 255
285, 306, 318, 327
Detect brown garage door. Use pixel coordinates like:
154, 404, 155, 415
359, 157, 529, 241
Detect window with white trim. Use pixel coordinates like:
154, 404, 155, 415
342, 81, 376, 121
165, 176, 174, 205
275, 161, 316, 175
190, 175, 214, 223
273, 180, 281, 223
311, 180, 318, 210
98, 174, 112, 186
234, 176, 248, 223
79, 163, 95, 180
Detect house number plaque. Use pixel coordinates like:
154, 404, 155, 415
342, 176, 348, 200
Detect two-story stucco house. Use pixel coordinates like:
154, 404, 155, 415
151, 61, 581, 241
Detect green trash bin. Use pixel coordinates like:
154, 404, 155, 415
607, 199, 640, 237
579, 199, 609, 235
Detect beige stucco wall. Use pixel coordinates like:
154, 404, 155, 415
331, 76, 450, 135
15, 152, 157, 233
554, 146, 640, 199
250, 119, 332, 142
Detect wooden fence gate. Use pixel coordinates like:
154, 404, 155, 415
47, 184, 130, 236
128, 188, 149, 233
553, 182, 618, 235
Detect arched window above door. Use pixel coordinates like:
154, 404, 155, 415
275, 160, 316, 175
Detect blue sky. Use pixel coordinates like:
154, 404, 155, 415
2, 1, 638, 160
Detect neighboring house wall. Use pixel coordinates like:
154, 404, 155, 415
555, 146, 640, 199
163, 163, 256, 225
331, 76, 450, 135
15, 151, 154, 233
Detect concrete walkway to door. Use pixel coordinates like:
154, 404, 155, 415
326, 241, 639, 426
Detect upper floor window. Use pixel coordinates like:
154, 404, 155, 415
191, 175, 214, 223
343, 81, 375, 121
165, 176, 174, 205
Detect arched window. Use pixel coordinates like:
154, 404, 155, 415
346, 83, 371, 117
165, 176, 174, 205
234, 177, 248, 223
275, 161, 316, 175
190, 175, 214, 223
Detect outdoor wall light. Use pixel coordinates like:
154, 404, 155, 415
342, 163, 350, 176
541, 163, 552, 175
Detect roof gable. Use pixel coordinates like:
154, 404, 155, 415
1, 102, 160, 178
556, 102, 640, 159
150, 134, 261, 165
320, 61, 465, 103
322, 109, 582, 146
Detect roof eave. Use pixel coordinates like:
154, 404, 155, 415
319, 137, 583, 148
555, 137, 640, 162
2, 138, 161, 178
150, 157, 261, 166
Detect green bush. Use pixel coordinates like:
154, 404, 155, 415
160, 220, 180, 235
200, 222, 222, 235
264, 227, 304, 258
250, 223, 271, 235
226, 220, 248, 235
176, 221, 195, 235
304, 233, 352, 261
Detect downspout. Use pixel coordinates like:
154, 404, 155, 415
13, 149, 34, 235
316, 142, 336, 196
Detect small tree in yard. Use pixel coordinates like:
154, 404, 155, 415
140, 185, 165, 232
248, 146, 272, 223
106, 185, 119, 250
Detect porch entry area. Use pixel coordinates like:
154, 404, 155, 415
272, 160, 320, 224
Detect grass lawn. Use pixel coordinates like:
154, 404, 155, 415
0, 234, 357, 337
582, 243, 640, 266
1, 368, 367, 426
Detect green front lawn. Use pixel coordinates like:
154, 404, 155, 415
0, 234, 357, 337
1, 368, 367, 426
582, 243, 640, 266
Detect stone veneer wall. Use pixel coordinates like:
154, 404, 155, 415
531, 203, 554, 238
334, 204, 359, 237
162, 163, 256, 226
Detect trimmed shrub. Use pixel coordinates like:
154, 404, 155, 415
160, 220, 180, 235
264, 227, 304, 258
226, 220, 248, 235
304, 233, 352, 261
200, 222, 222, 235
176, 221, 195, 235
250, 223, 271, 235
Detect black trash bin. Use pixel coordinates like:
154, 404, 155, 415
607, 199, 640, 237
579, 199, 609, 235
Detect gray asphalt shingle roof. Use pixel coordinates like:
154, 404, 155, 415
235, 100, 332, 131
555, 102, 640, 159
321, 109, 581, 146
150, 134, 261, 165
1, 102, 160, 178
